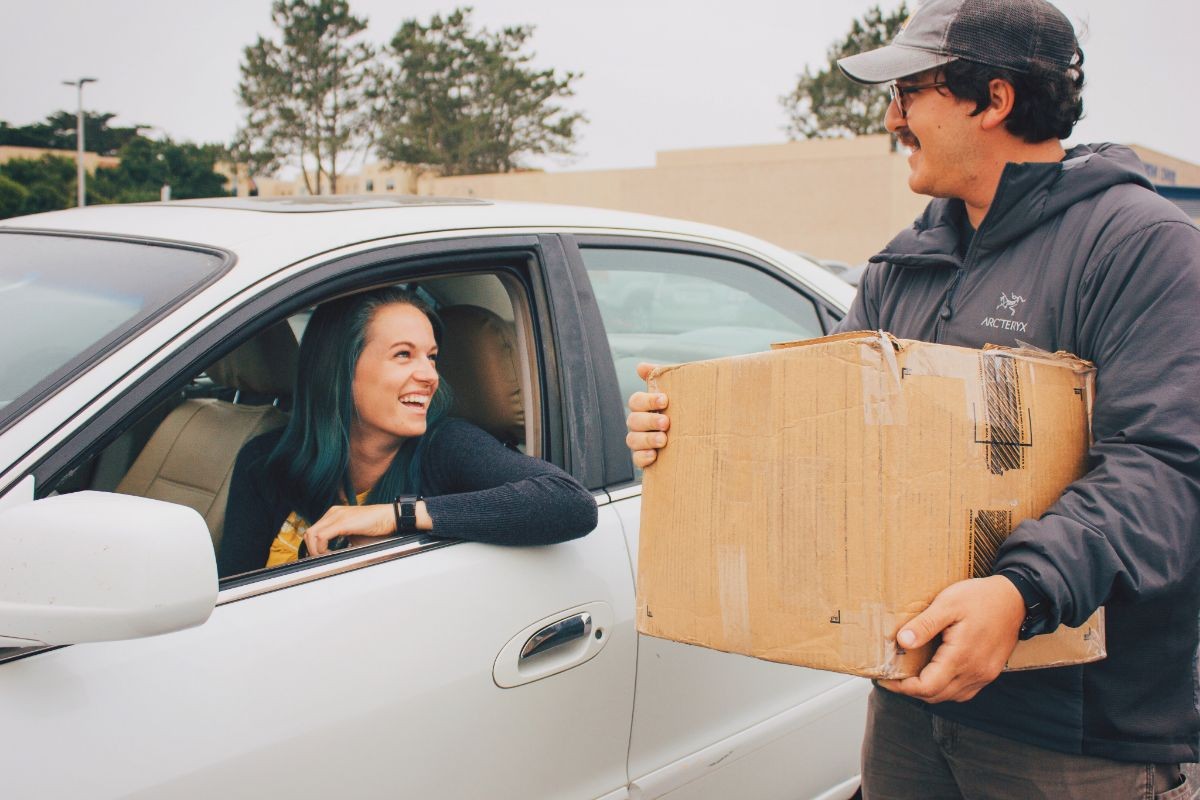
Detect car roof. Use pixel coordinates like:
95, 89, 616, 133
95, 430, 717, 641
0, 195, 856, 306
169, 195, 495, 212
2, 195, 763, 250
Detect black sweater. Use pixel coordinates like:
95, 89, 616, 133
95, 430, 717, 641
218, 418, 598, 578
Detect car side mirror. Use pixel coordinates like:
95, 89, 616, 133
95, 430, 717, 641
0, 491, 217, 647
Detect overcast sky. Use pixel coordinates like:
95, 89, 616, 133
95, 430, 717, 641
4, 0, 1198, 173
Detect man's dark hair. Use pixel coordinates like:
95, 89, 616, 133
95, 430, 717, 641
942, 46, 1085, 142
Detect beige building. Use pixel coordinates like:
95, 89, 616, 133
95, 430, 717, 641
254, 136, 930, 264
430, 136, 926, 265
0, 145, 120, 172
215, 161, 291, 198
1128, 145, 1200, 187
12, 137, 1194, 257
242, 161, 428, 198
250, 136, 1197, 265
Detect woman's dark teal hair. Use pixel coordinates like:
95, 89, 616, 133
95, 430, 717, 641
267, 286, 453, 524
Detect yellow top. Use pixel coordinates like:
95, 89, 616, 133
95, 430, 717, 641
265, 491, 371, 568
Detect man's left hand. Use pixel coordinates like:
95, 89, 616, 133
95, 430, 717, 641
878, 575, 1026, 703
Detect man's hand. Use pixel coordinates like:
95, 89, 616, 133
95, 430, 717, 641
879, 575, 1026, 703
626, 362, 670, 469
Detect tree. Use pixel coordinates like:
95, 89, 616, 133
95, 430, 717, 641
90, 138, 230, 203
0, 112, 143, 155
0, 174, 29, 219
236, 0, 376, 194
47, 111, 144, 155
0, 155, 75, 217
780, 3, 909, 139
374, 7, 583, 176
0, 123, 230, 218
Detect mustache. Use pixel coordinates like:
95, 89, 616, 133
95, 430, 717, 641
895, 127, 921, 150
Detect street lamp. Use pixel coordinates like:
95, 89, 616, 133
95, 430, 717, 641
61, 77, 98, 207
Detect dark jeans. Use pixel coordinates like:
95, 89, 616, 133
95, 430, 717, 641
862, 687, 1197, 800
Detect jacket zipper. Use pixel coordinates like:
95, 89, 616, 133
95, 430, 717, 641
934, 213, 989, 343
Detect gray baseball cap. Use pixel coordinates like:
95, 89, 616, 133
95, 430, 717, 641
837, 0, 1077, 85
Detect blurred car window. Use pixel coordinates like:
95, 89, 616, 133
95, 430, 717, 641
0, 233, 225, 424
581, 246, 823, 433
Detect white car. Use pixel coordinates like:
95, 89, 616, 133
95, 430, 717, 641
0, 196, 865, 800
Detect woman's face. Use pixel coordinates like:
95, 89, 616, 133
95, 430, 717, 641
350, 302, 440, 446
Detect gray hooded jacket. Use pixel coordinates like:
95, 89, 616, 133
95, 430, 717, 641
840, 143, 1200, 763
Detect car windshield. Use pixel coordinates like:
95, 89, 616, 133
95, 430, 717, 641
0, 232, 227, 429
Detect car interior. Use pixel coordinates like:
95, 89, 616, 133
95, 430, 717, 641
45, 270, 541, 575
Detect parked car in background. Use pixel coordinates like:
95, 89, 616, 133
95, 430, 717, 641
792, 253, 845, 274
792, 252, 870, 287
0, 196, 864, 800
837, 262, 869, 287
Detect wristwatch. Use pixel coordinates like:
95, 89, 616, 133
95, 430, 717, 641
393, 495, 422, 535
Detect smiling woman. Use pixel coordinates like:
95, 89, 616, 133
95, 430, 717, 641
216, 285, 598, 578
351, 301, 443, 445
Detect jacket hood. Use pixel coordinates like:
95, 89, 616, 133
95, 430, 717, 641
873, 143, 1154, 267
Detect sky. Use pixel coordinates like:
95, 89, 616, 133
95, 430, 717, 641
4, 0, 1198, 174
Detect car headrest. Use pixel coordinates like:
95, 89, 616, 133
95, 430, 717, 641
205, 321, 298, 397
436, 305, 524, 446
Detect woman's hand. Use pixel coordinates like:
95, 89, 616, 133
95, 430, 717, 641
626, 362, 671, 469
304, 504, 397, 557
305, 501, 434, 556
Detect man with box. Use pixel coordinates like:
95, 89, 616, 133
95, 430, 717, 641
626, 0, 1200, 795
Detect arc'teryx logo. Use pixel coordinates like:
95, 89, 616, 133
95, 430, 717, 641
981, 292, 1030, 333
996, 292, 1026, 315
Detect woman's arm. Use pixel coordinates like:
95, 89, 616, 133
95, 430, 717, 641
419, 418, 598, 546
301, 419, 598, 555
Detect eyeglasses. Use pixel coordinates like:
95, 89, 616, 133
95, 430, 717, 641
888, 80, 948, 117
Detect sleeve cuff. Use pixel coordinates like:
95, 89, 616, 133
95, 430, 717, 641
999, 570, 1053, 640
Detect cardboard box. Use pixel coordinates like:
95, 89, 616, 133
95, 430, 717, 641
637, 332, 1106, 679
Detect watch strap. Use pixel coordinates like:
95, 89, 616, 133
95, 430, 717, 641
393, 495, 422, 534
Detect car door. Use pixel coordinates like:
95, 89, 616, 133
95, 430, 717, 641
564, 234, 870, 800
0, 234, 637, 800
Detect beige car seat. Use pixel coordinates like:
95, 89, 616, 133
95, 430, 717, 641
116, 322, 297, 552
436, 305, 525, 447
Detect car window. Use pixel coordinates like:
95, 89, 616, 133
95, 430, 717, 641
39, 270, 536, 583
580, 246, 824, 429
0, 233, 226, 429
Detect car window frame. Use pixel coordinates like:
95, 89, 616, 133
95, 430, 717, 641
538, 235, 633, 491
17, 234, 603, 593
563, 234, 844, 491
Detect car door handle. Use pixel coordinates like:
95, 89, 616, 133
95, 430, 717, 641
520, 612, 592, 660
494, 602, 613, 688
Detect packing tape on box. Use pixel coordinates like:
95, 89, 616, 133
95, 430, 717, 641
717, 543, 753, 653
979, 352, 1029, 475
861, 331, 907, 426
